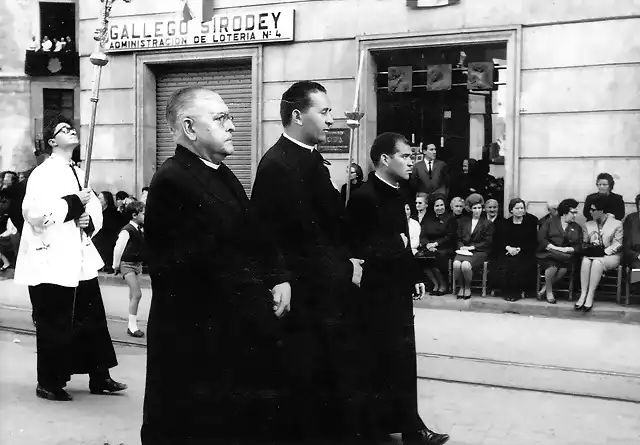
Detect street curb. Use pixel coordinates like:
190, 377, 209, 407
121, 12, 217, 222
414, 294, 640, 325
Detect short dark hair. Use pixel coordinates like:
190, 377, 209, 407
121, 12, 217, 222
349, 163, 364, 183
100, 191, 116, 211
596, 172, 615, 190
370, 132, 408, 166
428, 193, 446, 212
589, 194, 609, 212
508, 198, 526, 213
141, 186, 149, 193
125, 200, 144, 220
44, 116, 73, 147
557, 198, 579, 216
465, 193, 484, 211
115, 191, 129, 201
280, 81, 327, 127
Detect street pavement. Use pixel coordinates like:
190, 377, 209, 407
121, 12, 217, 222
2, 331, 639, 445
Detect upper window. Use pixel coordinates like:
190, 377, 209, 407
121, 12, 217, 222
39, 2, 76, 53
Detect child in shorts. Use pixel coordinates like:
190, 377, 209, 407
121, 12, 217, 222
112, 200, 146, 338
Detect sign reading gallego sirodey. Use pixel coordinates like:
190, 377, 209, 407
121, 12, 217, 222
105, 7, 294, 52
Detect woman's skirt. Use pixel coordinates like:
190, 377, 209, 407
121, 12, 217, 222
454, 251, 488, 270
583, 254, 621, 271
536, 250, 576, 270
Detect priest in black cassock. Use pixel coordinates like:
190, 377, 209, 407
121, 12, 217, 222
251, 81, 365, 441
141, 87, 292, 445
346, 132, 450, 445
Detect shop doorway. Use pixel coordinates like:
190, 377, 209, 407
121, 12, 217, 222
373, 42, 509, 205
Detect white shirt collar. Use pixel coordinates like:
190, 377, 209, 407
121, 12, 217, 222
283, 132, 316, 151
374, 172, 399, 189
130, 221, 140, 230
49, 152, 73, 166
200, 157, 220, 170
425, 158, 434, 165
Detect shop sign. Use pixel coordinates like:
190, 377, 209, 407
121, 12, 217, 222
105, 7, 294, 52
318, 128, 351, 154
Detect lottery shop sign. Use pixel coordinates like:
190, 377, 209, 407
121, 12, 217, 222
105, 7, 294, 52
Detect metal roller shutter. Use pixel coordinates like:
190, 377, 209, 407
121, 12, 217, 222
155, 62, 253, 191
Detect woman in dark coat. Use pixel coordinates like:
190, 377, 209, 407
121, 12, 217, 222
493, 198, 538, 301
623, 194, 640, 269
340, 162, 364, 203
93, 191, 122, 273
452, 193, 494, 299
583, 172, 626, 222
536, 198, 584, 304
418, 193, 457, 295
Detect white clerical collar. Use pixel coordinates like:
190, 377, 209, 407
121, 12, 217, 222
375, 172, 399, 189
200, 157, 220, 170
283, 132, 316, 151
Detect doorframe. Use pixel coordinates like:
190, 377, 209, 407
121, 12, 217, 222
133, 46, 262, 192
356, 26, 522, 209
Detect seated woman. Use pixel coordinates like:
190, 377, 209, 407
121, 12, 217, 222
418, 193, 457, 295
452, 193, 493, 299
485, 198, 502, 224
493, 198, 538, 301
575, 196, 623, 311
623, 194, 640, 269
536, 198, 583, 304
405, 203, 421, 255
450, 196, 466, 220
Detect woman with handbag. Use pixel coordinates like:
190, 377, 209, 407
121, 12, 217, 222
418, 193, 457, 295
452, 193, 493, 299
536, 198, 583, 304
575, 196, 623, 311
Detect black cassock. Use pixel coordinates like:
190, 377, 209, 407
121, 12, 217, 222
347, 173, 426, 435
141, 146, 289, 445
251, 136, 360, 439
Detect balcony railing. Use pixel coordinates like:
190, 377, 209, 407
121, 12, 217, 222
24, 51, 79, 77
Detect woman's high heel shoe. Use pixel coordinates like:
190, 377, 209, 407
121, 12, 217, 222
583, 304, 593, 312
574, 303, 584, 310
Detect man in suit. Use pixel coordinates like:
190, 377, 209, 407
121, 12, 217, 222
251, 81, 364, 441
410, 143, 449, 201
141, 87, 292, 445
347, 132, 450, 445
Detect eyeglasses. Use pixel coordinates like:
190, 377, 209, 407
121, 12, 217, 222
211, 112, 234, 125
53, 126, 77, 137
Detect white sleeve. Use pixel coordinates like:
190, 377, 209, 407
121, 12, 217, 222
112, 230, 130, 269
22, 169, 69, 231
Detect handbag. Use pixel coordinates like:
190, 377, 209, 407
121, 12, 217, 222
583, 245, 605, 257
415, 245, 436, 259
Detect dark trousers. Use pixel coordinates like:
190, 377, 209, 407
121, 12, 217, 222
29, 278, 118, 389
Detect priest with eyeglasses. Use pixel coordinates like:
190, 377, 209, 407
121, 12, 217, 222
14, 118, 127, 402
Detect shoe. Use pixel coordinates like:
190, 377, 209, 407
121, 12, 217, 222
432, 290, 443, 296
547, 298, 557, 304
127, 328, 144, 338
89, 378, 128, 394
583, 304, 593, 312
403, 427, 450, 445
574, 303, 584, 310
0, 264, 9, 272
36, 384, 72, 401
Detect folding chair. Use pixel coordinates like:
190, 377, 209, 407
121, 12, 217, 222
536, 262, 575, 301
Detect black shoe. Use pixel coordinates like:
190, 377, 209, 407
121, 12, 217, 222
574, 303, 584, 310
403, 427, 450, 445
89, 378, 128, 394
127, 328, 145, 338
36, 384, 72, 401
583, 304, 593, 312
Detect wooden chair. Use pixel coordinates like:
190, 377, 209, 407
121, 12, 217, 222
536, 262, 575, 300
450, 260, 488, 297
624, 266, 640, 305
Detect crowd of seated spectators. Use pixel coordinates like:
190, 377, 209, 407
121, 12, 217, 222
404, 166, 640, 307
0, 167, 147, 275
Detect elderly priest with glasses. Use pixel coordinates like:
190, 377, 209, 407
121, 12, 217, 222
14, 118, 126, 402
